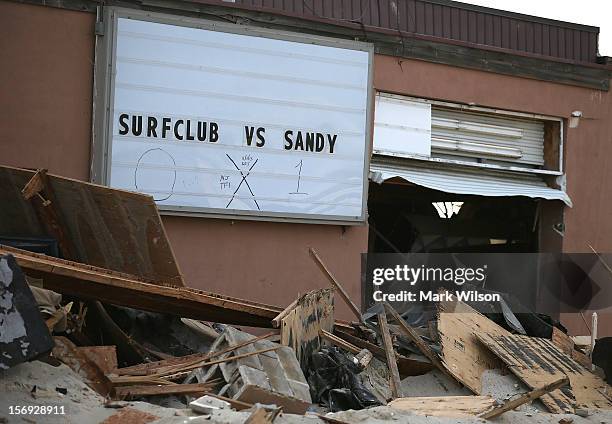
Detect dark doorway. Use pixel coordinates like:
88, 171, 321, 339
368, 180, 539, 254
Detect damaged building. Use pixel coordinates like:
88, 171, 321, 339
1, 0, 612, 423
2, 0, 611, 335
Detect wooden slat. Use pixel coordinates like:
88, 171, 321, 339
150, 346, 281, 378
114, 383, 214, 398
479, 377, 568, 419
116, 332, 275, 376
334, 329, 433, 376
389, 396, 495, 418
320, 329, 361, 355
377, 312, 402, 399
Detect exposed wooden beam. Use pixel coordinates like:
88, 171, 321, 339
0, 244, 279, 328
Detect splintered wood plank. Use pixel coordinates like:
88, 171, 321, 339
0, 165, 184, 286
378, 312, 402, 399
476, 333, 612, 412
0, 244, 279, 328
437, 300, 509, 394
389, 396, 495, 418
279, 288, 334, 366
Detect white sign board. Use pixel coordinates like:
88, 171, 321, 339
100, 12, 372, 223
373, 94, 431, 157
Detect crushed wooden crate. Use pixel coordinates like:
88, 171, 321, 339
192, 326, 312, 414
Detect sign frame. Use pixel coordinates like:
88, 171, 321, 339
92, 7, 374, 225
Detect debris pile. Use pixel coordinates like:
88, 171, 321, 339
1, 165, 612, 424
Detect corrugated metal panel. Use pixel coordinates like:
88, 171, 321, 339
431, 107, 545, 167
370, 160, 571, 206
225, 0, 599, 63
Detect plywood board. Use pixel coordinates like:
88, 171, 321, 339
476, 333, 612, 413
0, 165, 183, 286
437, 300, 509, 394
389, 396, 495, 417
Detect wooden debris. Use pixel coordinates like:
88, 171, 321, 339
437, 299, 508, 394
21, 169, 79, 261
552, 328, 592, 369
92, 301, 148, 364
205, 393, 254, 410
476, 333, 612, 412
309, 248, 364, 324
389, 396, 496, 418
377, 312, 402, 399
0, 164, 185, 286
0, 244, 280, 328
552, 327, 574, 356
478, 377, 569, 419
78, 346, 118, 375
271, 298, 299, 328
334, 329, 432, 376
320, 329, 361, 355
114, 383, 216, 399
117, 332, 276, 376
150, 346, 281, 378
181, 318, 220, 340
52, 336, 114, 397
279, 289, 334, 366
108, 375, 176, 386
384, 302, 456, 382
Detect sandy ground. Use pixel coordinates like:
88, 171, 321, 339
2, 360, 612, 424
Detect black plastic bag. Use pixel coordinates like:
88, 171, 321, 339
306, 347, 381, 412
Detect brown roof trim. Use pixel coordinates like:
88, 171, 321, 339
423, 0, 599, 33
9, 0, 612, 90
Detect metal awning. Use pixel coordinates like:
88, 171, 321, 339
370, 162, 572, 207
